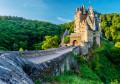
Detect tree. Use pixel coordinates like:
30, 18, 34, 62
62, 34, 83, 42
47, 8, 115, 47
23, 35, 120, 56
115, 42, 120, 48
64, 35, 70, 44
0, 47, 7, 51
105, 30, 112, 40
42, 36, 59, 50
0, 16, 66, 50
33, 42, 43, 50
19, 48, 23, 51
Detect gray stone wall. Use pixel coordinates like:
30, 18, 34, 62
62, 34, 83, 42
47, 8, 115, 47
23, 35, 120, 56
0, 46, 72, 59
73, 46, 80, 55
80, 42, 90, 55
0, 46, 80, 84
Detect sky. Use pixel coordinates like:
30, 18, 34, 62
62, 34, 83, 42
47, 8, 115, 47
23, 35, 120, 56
0, 0, 120, 24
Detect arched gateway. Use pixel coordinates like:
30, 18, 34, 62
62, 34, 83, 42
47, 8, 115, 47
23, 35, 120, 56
73, 40, 78, 46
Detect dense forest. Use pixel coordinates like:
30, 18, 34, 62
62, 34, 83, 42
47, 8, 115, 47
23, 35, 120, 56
101, 13, 120, 46
0, 16, 67, 51
0, 13, 120, 51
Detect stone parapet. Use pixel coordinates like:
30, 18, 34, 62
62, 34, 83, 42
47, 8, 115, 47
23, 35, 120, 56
0, 46, 72, 59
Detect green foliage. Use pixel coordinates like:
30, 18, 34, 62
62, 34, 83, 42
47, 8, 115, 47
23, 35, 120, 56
44, 75, 103, 84
34, 80, 41, 84
115, 42, 120, 48
79, 65, 102, 82
19, 47, 23, 51
108, 47, 120, 64
0, 46, 8, 51
91, 55, 101, 71
105, 29, 112, 40
59, 21, 74, 33
42, 35, 59, 50
33, 42, 43, 50
74, 55, 102, 82
64, 70, 75, 76
74, 55, 88, 65
101, 14, 120, 43
92, 41, 120, 83
64, 35, 70, 44
25, 50, 28, 51
0, 16, 65, 51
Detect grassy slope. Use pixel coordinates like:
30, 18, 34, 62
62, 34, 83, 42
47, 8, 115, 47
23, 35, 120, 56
79, 65, 102, 82
37, 40, 120, 84
92, 40, 120, 83
43, 75, 103, 84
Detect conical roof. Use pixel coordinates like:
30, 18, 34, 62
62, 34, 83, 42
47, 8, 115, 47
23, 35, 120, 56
89, 5, 93, 10
63, 29, 69, 37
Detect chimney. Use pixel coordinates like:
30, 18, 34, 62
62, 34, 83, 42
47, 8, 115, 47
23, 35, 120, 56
83, 5, 86, 14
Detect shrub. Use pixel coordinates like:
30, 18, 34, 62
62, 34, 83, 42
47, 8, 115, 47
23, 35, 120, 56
108, 47, 120, 64
0, 46, 8, 51
115, 42, 120, 48
19, 47, 23, 51
64, 35, 70, 44
74, 55, 88, 65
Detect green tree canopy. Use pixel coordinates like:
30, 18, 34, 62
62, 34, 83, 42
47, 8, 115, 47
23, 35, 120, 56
0, 16, 66, 51
42, 36, 59, 50
64, 35, 70, 44
105, 30, 112, 40
19, 48, 24, 51
33, 42, 43, 50
115, 42, 120, 48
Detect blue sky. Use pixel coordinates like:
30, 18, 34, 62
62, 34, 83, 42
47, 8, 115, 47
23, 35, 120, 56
0, 0, 120, 24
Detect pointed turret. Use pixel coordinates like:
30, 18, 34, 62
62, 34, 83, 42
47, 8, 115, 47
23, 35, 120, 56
88, 5, 94, 15
89, 5, 93, 10
63, 29, 69, 37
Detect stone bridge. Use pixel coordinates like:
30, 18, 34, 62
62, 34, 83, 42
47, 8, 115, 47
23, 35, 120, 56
0, 46, 81, 84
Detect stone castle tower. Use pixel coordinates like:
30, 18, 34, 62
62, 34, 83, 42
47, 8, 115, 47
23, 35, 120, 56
60, 29, 69, 46
70, 5, 101, 47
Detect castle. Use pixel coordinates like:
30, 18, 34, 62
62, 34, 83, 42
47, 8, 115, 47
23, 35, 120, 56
61, 5, 101, 48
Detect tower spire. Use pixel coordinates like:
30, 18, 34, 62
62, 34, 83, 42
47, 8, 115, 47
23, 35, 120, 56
89, 1, 91, 5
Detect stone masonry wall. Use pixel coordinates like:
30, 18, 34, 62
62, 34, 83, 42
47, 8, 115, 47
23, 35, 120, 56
0, 46, 72, 59
0, 46, 80, 84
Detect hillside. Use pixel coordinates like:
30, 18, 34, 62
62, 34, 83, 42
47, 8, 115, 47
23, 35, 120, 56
0, 16, 66, 51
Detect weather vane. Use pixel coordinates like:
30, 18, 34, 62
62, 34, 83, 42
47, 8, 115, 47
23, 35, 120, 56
89, 1, 91, 5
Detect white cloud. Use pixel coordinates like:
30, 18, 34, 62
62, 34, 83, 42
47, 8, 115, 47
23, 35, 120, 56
57, 17, 72, 22
0, 8, 19, 16
23, 0, 48, 8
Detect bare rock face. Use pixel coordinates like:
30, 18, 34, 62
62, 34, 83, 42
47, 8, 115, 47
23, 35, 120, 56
0, 53, 34, 84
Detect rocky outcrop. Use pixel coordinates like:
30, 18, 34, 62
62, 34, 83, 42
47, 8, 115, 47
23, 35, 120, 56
0, 53, 34, 84
0, 51, 72, 84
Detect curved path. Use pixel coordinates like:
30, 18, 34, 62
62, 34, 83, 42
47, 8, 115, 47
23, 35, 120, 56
27, 47, 74, 64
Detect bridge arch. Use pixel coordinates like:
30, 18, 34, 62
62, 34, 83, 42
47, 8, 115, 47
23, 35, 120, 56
73, 40, 78, 46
